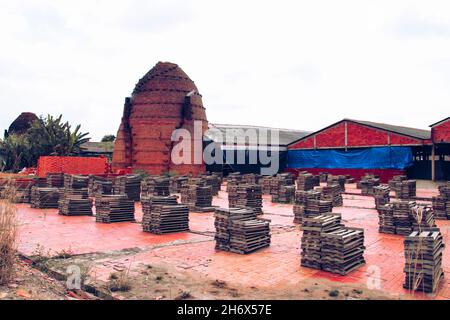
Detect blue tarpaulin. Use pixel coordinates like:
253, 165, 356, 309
287, 147, 413, 170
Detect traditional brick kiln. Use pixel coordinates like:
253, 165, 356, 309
112, 62, 208, 175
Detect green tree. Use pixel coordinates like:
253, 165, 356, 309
0, 134, 31, 172
101, 135, 116, 142
0, 114, 90, 172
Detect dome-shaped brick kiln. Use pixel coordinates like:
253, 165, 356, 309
8, 112, 39, 135
112, 62, 208, 175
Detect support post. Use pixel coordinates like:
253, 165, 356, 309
431, 144, 436, 182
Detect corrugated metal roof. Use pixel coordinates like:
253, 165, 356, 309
429, 116, 450, 127
345, 119, 431, 140
81, 141, 114, 153
206, 123, 311, 146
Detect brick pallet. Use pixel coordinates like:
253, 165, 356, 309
142, 204, 189, 234
92, 179, 113, 198
58, 188, 93, 216
321, 227, 366, 275
46, 173, 64, 188
183, 184, 215, 212
229, 219, 271, 254
389, 175, 407, 193
392, 201, 416, 236
319, 184, 343, 207
203, 175, 221, 196
141, 176, 170, 197
141, 195, 178, 215
374, 185, 390, 210
319, 172, 328, 183
88, 176, 112, 197
293, 190, 321, 224
394, 180, 416, 199
242, 173, 261, 185
236, 184, 263, 214
300, 214, 342, 269
214, 207, 257, 252
296, 173, 315, 191
432, 183, 450, 220
378, 204, 395, 234
260, 176, 272, 194
114, 175, 142, 201
327, 175, 346, 192
378, 201, 435, 235
169, 176, 188, 193
95, 195, 135, 223
30, 187, 60, 209
272, 185, 295, 204
64, 174, 89, 189
359, 176, 380, 196
226, 173, 242, 192
403, 229, 445, 293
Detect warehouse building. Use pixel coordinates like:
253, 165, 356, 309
286, 118, 434, 182
430, 117, 450, 181
205, 123, 310, 175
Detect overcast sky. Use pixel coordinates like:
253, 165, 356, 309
1, 0, 450, 140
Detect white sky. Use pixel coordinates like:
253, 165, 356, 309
1, 0, 449, 140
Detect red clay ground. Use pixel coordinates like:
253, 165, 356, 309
14, 183, 450, 300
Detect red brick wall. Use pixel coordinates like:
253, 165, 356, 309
347, 122, 387, 146
37, 156, 108, 177
432, 119, 450, 143
289, 120, 426, 150
315, 123, 345, 148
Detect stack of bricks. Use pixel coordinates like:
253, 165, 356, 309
92, 179, 113, 198
301, 213, 366, 275
327, 175, 346, 192
389, 175, 407, 194
377, 204, 395, 234
141, 195, 178, 216
319, 172, 328, 183
214, 207, 270, 254
114, 174, 142, 201
30, 187, 60, 209
141, 176, 170, 197
180, 178, 203, 204
432, 182, 450, 220
0, 178, 34, 203
392, 201, 417, 236
58, 188, 93, 216
321, 227, 366, 275
260, 176, 272, 194
46, 173, 64, 188
95, 194, 135, 223
300, 213, 342, 269
378, 201, 436, 236
271, 185, 295, 204
203, 175, 221, 196
185, 185, 214, 212
242, 173, 261, 185
215, 208, 256, 251
88, 176, 112, 197
319, 184, 343, 207
169, 176, 188, 193
142, 203, 189, 234
235, 184, 263, 214
64, 174, 89, 189
373, 185, 390, 210
293, 190, 321, 224
296, 173, 315, 191
403, 228, 445, 293
359, 175, 380, 196
226, 173, 242, 192
394, 180, 417, 199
